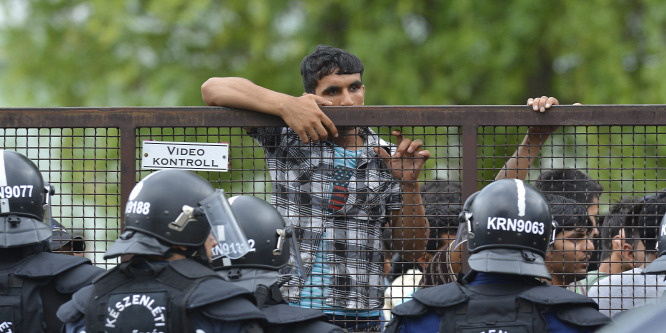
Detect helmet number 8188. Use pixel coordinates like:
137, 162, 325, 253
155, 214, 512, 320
125, 200, 151, 215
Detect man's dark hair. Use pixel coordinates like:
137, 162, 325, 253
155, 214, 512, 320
421, 179, 462, 205
300, 45, 364, 94
598, 196, 637, 261
626, 190, 666, 254
544, 194, 592, 232
425, 204, 462, 253
535, 168, 603, 206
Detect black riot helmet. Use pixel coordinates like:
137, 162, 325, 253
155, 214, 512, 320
105, 169, 220, 259
0, 150, 54, 248
462, 179, 554, 279
643, 213, 666, 274
211, 195, 290, 270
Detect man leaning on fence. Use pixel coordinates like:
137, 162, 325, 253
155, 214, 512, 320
201, 44, 430, 332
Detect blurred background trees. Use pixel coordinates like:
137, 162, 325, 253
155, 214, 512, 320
3, 0, 666, 107
1, 0, 666, 214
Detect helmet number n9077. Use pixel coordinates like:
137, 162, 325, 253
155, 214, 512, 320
0, 185, 33, 199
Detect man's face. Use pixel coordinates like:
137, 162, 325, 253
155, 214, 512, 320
547, 228, 594, 285
204, 232, 218, 262
314, 73, 365, 106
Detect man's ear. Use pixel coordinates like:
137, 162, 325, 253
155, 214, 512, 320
622, 242, 635, 263
611, 234, 624, 251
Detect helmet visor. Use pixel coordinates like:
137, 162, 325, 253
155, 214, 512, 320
200, 190, 250, 260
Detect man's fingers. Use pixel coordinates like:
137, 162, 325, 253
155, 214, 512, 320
374, 146, 391, 163
296, 130, 310, 144
407, 139, 424, 154
306, 128, 320, 143
321, 116, 338, 138
314, 123, 329, 141
546, 97, 559, 108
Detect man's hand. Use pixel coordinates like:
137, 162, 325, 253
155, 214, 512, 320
280, 94, 338, 143
375, 130, 430, 183
527, 96, 560, 135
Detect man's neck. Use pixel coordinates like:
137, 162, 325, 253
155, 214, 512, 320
333, 127, 363, 150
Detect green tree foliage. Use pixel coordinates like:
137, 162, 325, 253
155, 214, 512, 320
2, 0, 666, 206
4, 0, 666, 107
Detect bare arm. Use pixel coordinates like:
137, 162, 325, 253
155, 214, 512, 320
377, 131, 431, 262
495, 96, 560, 181
201, 77, 338, 142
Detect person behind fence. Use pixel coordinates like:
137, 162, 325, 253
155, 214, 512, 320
384, 179, 610, 333
543, 194, 596, 288
570, 197, 637, 296
50, 219, 87, 257
210, 195, 345, 333
587, 191, 666, 318
0, 149, 105, 332
594, 211, 666, 333
534, 168, 603, 238
201, 44, 430, 331
56, 169, 266, 333
384, 203, 462, 320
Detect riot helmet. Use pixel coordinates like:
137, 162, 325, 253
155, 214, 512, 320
105, 169, 249, 260
642, 213, 666, 274
211, 195, 292, 290
461, 179, 554, 279
211, 195, 290, 269
0, 150, 54, 248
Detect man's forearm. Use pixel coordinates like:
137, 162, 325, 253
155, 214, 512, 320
495, 130, 551, 181
389, 182, 429, 262
201, 77, 290, 117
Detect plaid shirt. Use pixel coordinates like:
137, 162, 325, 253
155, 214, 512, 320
249, 127, 401, 310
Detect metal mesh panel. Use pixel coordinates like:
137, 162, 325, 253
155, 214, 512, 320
1, 106, 665, 330
0, 127, 121, 269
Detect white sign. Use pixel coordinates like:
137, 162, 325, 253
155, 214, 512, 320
142, 141, 229, 172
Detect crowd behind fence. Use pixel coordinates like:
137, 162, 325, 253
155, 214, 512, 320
2, 104, 666, 325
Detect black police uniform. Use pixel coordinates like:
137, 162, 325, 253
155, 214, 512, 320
58, 257, 265, 333
0, 250, 104, 332
251, 282, 345, 333
385, 274, 610, 333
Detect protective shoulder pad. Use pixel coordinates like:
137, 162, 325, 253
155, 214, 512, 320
199, 294, 266, 322
56, 284, 94, 323
412, 282, 469, 308
261, 303, 326, 325
557, 304, 611, 327
168, 258, 219, 279
14, 252, 91, 278
390, 299, 430, 317
519, 285, 611, 328
54, 262, 106, 293
518, 285, 599, 307
287, 319, 347, 333
187, 278, 255, 309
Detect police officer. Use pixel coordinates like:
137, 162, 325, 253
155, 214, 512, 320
385, 179, 610, 333
0, 150, 104, 332
57, 169, 266, 332
210, 195, 345, 333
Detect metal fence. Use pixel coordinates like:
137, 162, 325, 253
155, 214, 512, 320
1, 105, 665, 325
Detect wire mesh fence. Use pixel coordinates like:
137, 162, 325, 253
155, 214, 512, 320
1, 105, 665, 327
